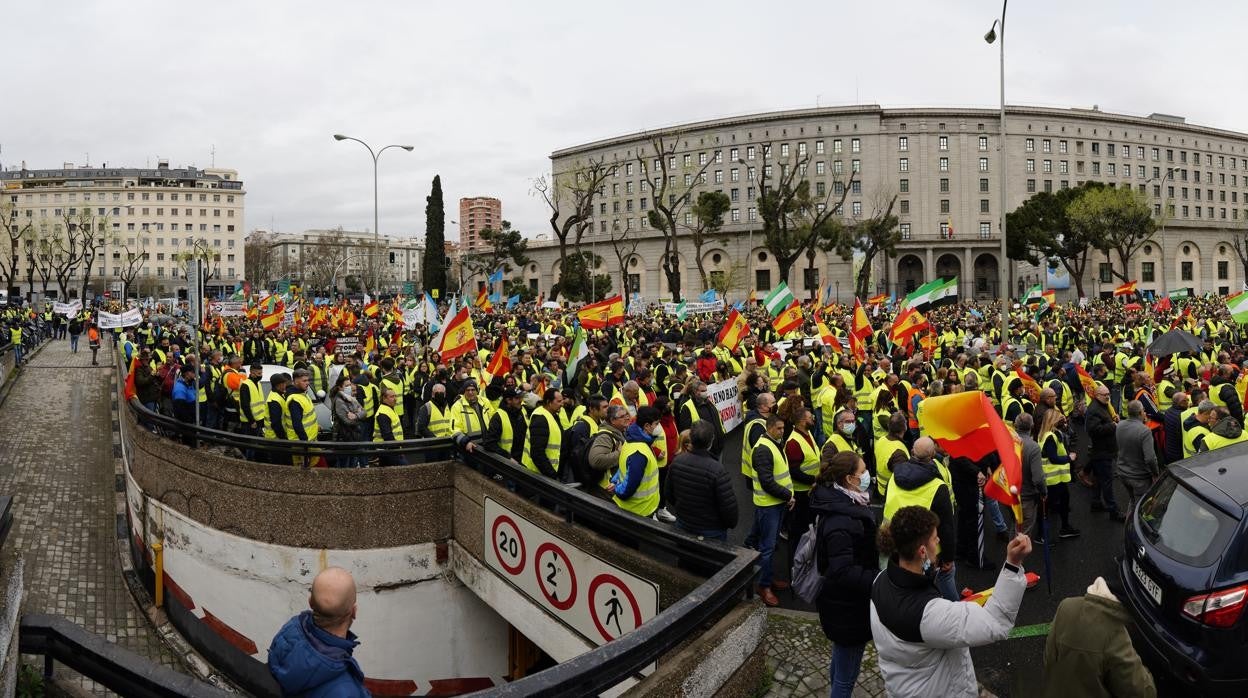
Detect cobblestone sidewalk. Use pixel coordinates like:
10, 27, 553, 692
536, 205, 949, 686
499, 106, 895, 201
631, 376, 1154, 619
0, 338, 186, 694
761, 610, 884, 698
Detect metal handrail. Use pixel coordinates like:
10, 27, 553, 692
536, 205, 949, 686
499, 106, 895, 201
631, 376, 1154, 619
19, 614, 229, 698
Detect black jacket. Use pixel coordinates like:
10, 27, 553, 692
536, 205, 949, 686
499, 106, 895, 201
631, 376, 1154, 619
889, 458, 957, 565
1162, 405, 1185, 464
1085, 400, 1118, 459
666, 449, 738, 531
811, 484, 879, 645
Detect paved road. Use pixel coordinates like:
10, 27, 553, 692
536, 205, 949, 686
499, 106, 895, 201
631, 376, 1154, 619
720, 420, 1177, 697
0, 338, 186, 693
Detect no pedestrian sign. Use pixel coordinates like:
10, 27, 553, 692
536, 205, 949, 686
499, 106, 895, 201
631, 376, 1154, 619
483, 497, 659, 646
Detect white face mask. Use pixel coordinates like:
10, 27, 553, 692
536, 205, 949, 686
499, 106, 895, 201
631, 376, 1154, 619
857, 471, 872, 492
840, 421, 856, 436
650, 424, 664, 438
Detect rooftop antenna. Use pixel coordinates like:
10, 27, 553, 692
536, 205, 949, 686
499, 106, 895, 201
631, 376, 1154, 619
210, 144, 216, 168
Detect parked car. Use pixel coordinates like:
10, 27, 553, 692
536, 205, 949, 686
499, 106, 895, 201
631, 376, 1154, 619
259, 364, 344, 436
1118, 443, 1248, 697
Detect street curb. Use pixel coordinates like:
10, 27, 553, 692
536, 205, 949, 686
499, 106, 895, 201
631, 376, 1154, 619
106, 346, 239, 692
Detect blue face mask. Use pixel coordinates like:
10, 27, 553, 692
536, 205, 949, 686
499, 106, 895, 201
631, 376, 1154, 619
857, 471, 872, 492
921, 556, 932, 574
840, 421, 856, 436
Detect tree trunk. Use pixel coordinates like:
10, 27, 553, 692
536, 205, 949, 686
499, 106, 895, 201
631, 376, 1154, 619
693, 239, 709, 293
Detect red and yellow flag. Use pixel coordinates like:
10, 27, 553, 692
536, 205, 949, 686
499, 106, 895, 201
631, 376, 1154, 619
816, 317, 838, 350
485, 332, 512, 378
866, 294, 888, 306
1113, 280, 1138, 297
890, 306, 928, 344
577, 295, 625, 329
437, 306, 477, 361
717, 308, 750, 351
259, 297, 285, 331
363, 299, 380, 317
1014, 366, 1041, 401
123, 353, 139, 401
848, 330, 867, 363
1040, 289, 1056, 308
1075, 364, 1098, 396
918, 391, 1022, 520
771, 301, 803, 335
851, 298, 872, 339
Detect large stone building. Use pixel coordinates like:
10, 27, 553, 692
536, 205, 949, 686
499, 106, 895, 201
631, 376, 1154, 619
254, 228, 423, 294
1, 161, 245, 300
519, 104, 1248, 303
458, 196, 502, 253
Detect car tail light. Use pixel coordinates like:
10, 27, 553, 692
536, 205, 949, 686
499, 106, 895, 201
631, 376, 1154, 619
1182, 584, 1248, 628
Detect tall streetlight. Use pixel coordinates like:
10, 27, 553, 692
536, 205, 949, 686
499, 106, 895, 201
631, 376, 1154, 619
986, 0, 1009, 344
332, 134, 413, 294
1145, 167, 1179, 295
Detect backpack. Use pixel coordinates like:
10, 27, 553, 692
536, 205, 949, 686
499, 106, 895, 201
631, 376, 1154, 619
567, 427, 601, 488
790, 516, 825, 604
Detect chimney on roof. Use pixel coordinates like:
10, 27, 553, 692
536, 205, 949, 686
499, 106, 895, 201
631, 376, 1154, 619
158, 159, 169, 169
63, 162, 74, 169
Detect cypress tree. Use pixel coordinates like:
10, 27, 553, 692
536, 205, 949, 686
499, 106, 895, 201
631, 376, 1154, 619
422, 175, 447, 295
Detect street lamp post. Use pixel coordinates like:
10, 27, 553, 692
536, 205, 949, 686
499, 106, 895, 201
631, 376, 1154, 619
986, 0, 1009, 344
1145, 167, 1179, 296
332, 135, 413, 295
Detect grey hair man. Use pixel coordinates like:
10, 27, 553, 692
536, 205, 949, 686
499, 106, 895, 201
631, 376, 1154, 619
1014, 413, 1047, 537
1116, 400, 1159, 515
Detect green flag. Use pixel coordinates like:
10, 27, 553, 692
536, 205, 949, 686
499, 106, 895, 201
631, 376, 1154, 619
675, 299, 687, 321
763, 282, 795, 317
1022, 283, 1043, 306
566, 326, 590, 381
1228, 294, 1248, 325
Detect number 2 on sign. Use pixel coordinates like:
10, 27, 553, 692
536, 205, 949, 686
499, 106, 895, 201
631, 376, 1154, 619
545, 556, 560, 599
498, 529, 519, 559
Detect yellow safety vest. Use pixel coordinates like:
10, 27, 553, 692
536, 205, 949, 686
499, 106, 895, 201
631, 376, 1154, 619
373, 403, 405, 442
283, 392, 319, 442
854, 375, 876, 411
1184, 422, 1211, 459
360, 383, 380, 418
1156, 380, 1175, 412
425, 401, 452, 437
451, 398, 492, 437
874, 436, 909, 496
1040, 432, 1072, 486
522, 406, 562, 476
741, 416, 767, 478
786, 430, 820, 492
751, 437, 793, 507
822, 433, 858, 458
883, 463, 952, 554
262, 392, 285, 439
613, 442, 660, 517
239, 378, 265, 423
1204, 431, 1248, 451
381, 376, 406, 416
558, 404, 587, 431
10, 328, 20, 346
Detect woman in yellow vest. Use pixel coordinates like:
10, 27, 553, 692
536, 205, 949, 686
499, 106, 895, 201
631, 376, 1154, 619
1037, 409, 1080, 539
609, 406, 663, 519
784, 408, 822, 566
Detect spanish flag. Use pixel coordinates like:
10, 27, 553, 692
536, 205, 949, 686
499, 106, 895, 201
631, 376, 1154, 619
1014, 366, 1041, 400
485, 332, 512, 378
816, 317, 838, 350
866, 294, 889, 306
1040, 289, 1056, 308
1075, 364, 1098, 397
1113, 280, 1138, 297
851, 298, 872, 339
123, 353, 139, 401
475, 288, 492, 312
771, 301, 803, 335
363, 329, 376, 357
918, 391, 1022, 520
436, 305, 477, 361
363, 298, 380, 317
259, 297, 285, 331
717, 308, 750, 351
890, 306, 928, 344
848, 330, 867, 363
577, 294, 625, 329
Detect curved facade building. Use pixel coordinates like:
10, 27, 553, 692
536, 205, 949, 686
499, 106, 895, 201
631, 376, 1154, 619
522, 104, 1248, 302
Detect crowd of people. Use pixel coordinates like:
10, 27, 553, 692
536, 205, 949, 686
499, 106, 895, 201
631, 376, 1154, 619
18, 288, 1240, 696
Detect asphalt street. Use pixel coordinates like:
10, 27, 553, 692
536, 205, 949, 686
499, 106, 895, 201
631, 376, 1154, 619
719, 419, 1183, 697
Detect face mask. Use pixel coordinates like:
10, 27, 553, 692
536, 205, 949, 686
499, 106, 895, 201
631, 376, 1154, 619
920, 549, 934, 575
840, 422, 856, 436
857, 471, 872, 492
433, 394, 446, 407
651, 424, 664, 438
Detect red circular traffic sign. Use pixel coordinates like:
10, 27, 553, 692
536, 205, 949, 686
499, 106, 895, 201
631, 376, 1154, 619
588, 573, 643, 642
491, 515, 526, 575
534, 542, 577, 611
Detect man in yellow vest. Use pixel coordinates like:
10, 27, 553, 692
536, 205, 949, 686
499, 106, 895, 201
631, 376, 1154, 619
783, 407, 821, 567
374, 387, 407, 466
740, 392, 776, 480
1202, 406, 1248, 452
415, 383, 452, 438
609, 406, 663, 520
284, 368, 320, 467
1182, 400, 1216, 458
450, 381, 494, 441
744, 414, 794, 607
9, 322, 22, 366
882, 437, 959, 601
467, 387, 527, 463
522, 389, 564, 480
874, 412, 910, 497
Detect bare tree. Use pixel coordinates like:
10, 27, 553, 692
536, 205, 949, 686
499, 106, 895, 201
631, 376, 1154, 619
1231, 229, 1248, 284
533, 156, 612, 266
0, 200, 31, 296
71, 210, 108, 301
111, 234, 149, 299
28, 223, 57, 298
639, 133, 717, 301
245, 232, 278, 288
609, 222, 642, 299
300, 228, 351, 293
688, 191, 731, 292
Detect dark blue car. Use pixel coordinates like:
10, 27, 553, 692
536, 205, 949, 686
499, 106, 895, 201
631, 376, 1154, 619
1119, 445, 1248, 697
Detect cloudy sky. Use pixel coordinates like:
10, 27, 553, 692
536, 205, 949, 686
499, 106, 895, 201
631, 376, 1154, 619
4, 1, 1242, 243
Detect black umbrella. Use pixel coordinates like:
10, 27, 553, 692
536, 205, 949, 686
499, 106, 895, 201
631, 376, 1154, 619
1148, 329, 1202, 357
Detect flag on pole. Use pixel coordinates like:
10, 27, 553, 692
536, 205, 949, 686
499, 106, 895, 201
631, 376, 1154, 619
506, 294, 520, 310
848, 330, 867, 363
816, 317, 839, 350
866, 294, 889, 306
565, 325, 590, 382
763, 282, 796, 317
699, 289, 719, 303
577, 294, 625, 328
1228, 292, 1248, 324
487, 268, 504, 284
485, 332, 512, 378
363, 294, 379, 317
260, 297, 285, 330
717, 308, 750, 350
903, 277, 959, 311
1015, 366, 1041, 401
851, 298, 872, 339
890, 306, 929, 344
675, 299, 688, 321
918, 391, 1023, 521
363, 329, 376, 357
772, 301, 804, 335
1041, 289, 1056, 307
748, 289, 757, 305
1022, 283, 1044, 306
1075, 364, 1098, 397
434, 305, 477, 361
1113, 280, 1138, 297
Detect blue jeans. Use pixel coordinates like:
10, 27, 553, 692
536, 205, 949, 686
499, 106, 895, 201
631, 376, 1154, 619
829, 642, 866, 698
69, 334, 79, 352
986, 498, 1007, 533
745, 503, 784, 588
12, 344, 21, 366
676, 519, 728, 542
936, 563, 959, 602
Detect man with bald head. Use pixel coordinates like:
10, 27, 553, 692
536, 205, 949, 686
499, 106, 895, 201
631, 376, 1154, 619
882, 436, 960, 601
268, 567, 369, 697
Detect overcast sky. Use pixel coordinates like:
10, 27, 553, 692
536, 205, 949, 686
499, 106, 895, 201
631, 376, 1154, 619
4, 1, 1243, 243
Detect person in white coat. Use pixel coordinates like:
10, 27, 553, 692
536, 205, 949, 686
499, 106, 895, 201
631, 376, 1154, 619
869, 505, 1032, 698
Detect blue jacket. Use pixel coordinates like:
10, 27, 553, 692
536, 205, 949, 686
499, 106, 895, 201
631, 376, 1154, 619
616, 423, 655, 499
171, 377, 197, 405
268, 611, 370, 698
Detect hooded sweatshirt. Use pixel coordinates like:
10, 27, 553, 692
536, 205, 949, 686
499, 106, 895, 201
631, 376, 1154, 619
615, 423, 656, 499
267, 611, 370, 697
888, 458, 957, 565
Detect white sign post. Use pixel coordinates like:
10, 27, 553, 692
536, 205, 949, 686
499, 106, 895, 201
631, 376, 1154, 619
483, 497, 659, 647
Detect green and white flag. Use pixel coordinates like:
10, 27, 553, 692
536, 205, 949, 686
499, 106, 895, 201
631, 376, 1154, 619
566, 326, 590, 380
903, 276, 959, 311
763, 282, 796, 317
1168, 288, 1190, 300
1022, 283, 1043, 305
675, 299, 688, 321
1228, 293, 1248, 325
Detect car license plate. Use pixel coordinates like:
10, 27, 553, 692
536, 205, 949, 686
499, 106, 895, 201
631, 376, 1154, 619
1133, 559, 1162, 605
